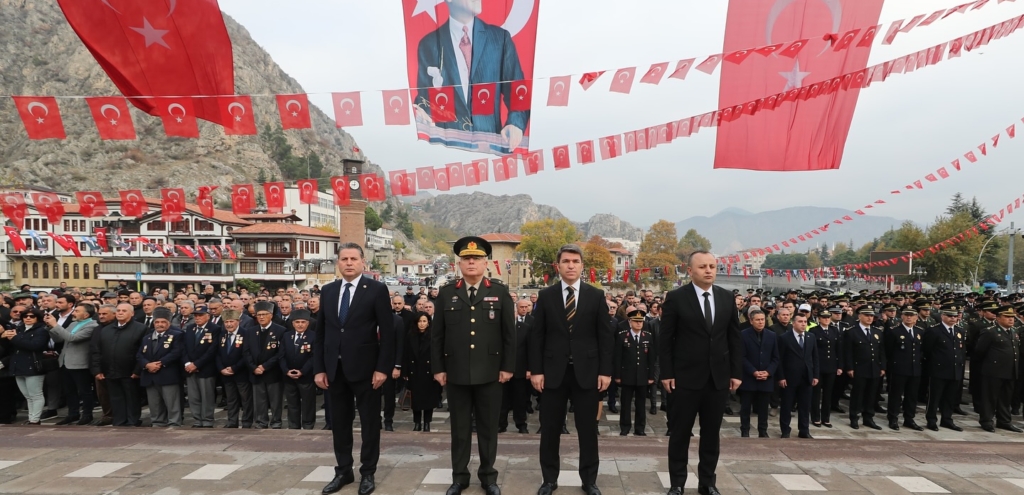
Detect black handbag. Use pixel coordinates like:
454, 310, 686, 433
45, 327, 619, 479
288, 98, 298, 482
32, 352, 59, 374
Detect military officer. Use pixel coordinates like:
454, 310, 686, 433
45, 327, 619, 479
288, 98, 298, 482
809, 308, 842, 428
966, 299, 998, 411
843, 306, 885, 430
884, 307, 924, 431
923, 303, 966, 431
613, 309, 655, 436
431, 236, 515, 495
973, 305, 1022, 432
216, 309, 253, 428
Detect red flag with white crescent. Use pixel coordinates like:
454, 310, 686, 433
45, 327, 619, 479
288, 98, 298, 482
577, 140, 595, 164
76, 191, 108, 218
85, 97, 136, 140
12, 96, 66, 140
668, 58, 696, 80
382, 89, 411, 125
640, 62, 670, 85
276, 94, 312, 130
417, 167, 436, 190
433, 168, 450, 192
263, 182, 287, 213
359, 174, 387, 202
119, 189, 148, 218
470, 83, 497, 116
609, 68, 637, 94
389, 170, 408, 197
446, 162, 465, 188
219, 96, 257, 135
197, 185, 218, 217
552, 145, 571, 170
547, 76, 571, 106
4, 226, 26, 252
30, 191, 65, 224
158, 97, 200, 138
332, 92, 363, 127
160, 188, 185, 222
1, 193, 28, 231
523, 151, 543, 175
509, 80, 532, 112
330, 176, 350, 206
231, 184, 255, 216
427, 87, 457, 123
473, 159, 490, 182
463, 163, 481, 186
296, 180, 318, 205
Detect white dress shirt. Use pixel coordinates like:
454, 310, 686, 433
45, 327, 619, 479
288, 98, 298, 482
561, 279, 582, 307
692, 283, 715, 323
448, 16, 475, 102
337, 274, 362, 312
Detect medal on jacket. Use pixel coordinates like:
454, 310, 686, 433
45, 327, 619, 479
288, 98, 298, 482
143, 345, 148, 353
489, 309, 495, 320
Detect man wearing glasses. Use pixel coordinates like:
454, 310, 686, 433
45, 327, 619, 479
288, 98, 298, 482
843, 306, 886, 430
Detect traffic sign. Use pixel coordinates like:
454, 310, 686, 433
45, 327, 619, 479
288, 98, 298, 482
1006, 275, 1013, 281
135, 272, 142, 281
912, 281, 922, 291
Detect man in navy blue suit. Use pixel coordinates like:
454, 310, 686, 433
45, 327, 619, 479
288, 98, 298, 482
777, 314, 819, 439
737, 309, 779, 438
315, 243, 395, 495
414, 0, 530, 154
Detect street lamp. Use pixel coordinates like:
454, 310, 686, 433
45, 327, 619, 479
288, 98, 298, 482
914, 265, 927, 282
970, 224, 1022, 289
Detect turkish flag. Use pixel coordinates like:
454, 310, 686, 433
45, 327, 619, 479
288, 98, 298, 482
471, 82, 497, 116
669, 58, 696, 80
446, 162, 465, 188
609, 68, 637, 94
276, 94, 311, 130
979, 143, 988, 156
231, 184, 255, 216
552, 145, 571, 170
547, 76, 571, 106
522, 151, 544, 175
755, 43, 785, 56
599, 135, 622, 160
833, 29, 861, 51
417, 167, 436, 190
330, 176, 350, 206
492, 157, 511, 182
12, 96, 66, 140
161, 188, 186, 222
579, 72, 605, 90
433, 168, 450, 192
724, 49, 753, 64
56, 0, 233, 126
695, 54, 722, 74
332, 92, 363, 127
716, 0, 884, 171
30, 191, 65, 224
463, 162, 480, 186
75, 191, 108, 218
96, 229, 109, 251
510, 80, 533, 112
296, 180, 318, 205
937, 167, 950, 179
635, 129, 648, 151
499, 155, 518, 179
360, 174, 386, 202
624, 132, 637, 153
925, 174, 938, 183
85, 97, 136, 140
472, 159, 490, 182
263, 182, 287, 213
993, 134, 1001, 148
856, 24, 881, 47
157, 97, 200, 138
4, 226, 26, 252
382, 89, 411, 126
400, 173, 417, 197
428, 87, 457, 123
0, 193, 27, 231
577, 140, 595, 164
119, 190, 148, 218
197, 185, 218, 217
677, 118, 694, 138
779, 39, 810, 58
641, 63, 670, 85
219, 96, 256, 135
1008, 124, 1016, 138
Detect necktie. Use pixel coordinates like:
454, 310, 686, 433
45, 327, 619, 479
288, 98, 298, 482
228, 333, 235, 348
798, 333, 804, 348
145, 316, 152, 329
196, 327, 204, 344
459, 25, 472, 73
702, 292, 713, 329
565, 286, 576, 333
469, 286, 477, 303
338, 283, 352, 324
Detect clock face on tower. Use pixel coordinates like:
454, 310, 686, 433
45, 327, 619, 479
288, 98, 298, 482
349, 180, 360, 190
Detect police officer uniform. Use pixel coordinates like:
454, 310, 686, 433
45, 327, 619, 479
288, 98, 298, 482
884, 307, 924, 430
613, 310, 655, 436
923, 303, 966, 431
809, 309, 842, 427
431, 237, 515, 495
280, 309, 317, 429
973, 305, 1022, 432
843, 306, 886, 429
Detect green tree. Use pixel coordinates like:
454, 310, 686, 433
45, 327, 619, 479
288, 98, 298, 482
365, 206, 383, 232
675, 228, 712, 263
637, 220, 679, 282
581, 241, 614, 275
762, 253, 809, 270
947, 193, 988, 224
394, 207, 413, 238
235, 278, 260, 293
916, 211, 985, 284
806, 251, 823, 269
518, 219, 580, 280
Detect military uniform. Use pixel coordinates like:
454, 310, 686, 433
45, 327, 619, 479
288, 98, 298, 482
973, 305, 1021, 431
612, 310, 654, 436
843, 307, 886, 429
966, 301, 998, 409
923, 304, 966, 430
216, 315, 253, 428
809, 312, 842, 425
883, 309, 924, 430
431, 237, 515, 494
280, 310, 316, 430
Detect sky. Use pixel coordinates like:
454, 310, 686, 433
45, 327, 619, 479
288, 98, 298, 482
218, 0, 1024, 231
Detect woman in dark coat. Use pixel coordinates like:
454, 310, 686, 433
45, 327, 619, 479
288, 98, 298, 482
1, 308, 51, 425
403, 312, 441, 431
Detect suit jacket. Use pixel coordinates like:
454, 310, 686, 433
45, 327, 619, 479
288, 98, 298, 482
612, 329, 655, 386
391, 314, 405, 370
843, 324, 886, 377
415, 18, 529, 137
314, 276, 395, 384
48, 319, 97, 370
512, 314, 533, 378
923, 323, 965, 381
884, 324, 924, 377
528, 282, 614, 390
432, 278, 516, 385
738, 327, 779, 393
215, 328, 250, 383
974, 325, 1020, 380
658, 284, 743, 391
280, 329, 315, 384
182, 322, 222, 379
809, 322, 842, 375
137, 328, 184, 388
244, 323, 286, 384
777, 331, 819, 386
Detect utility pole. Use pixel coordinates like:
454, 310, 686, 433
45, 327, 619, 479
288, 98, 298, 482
1008, 221, 1015, 290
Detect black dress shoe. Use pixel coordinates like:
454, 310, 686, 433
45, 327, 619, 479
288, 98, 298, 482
724, 406, 734, 416
940, 422, 963, 432
888, 422, 900, 431
953, 407, 968, 415
582, 484, 601, 495
77, 416, 93, 426
224, 423, 238, 428
56, 417, 79, 426
526, 405, 534, 414
499, 426, 508, 433
561, 425, 569, 435
740, 431, 749, 438
697, 485, 722, 495
650, 405, 658, 415
927, 423, 939, 431
823, 423, 833, 428
864, 420, 882, 430
322, 472, 355, 494
982, 425, 996, 432
384, 424, 394, 432
606, 405, 616, 414
758, 431, 769, 438
997, 424, 1023, 433
619, 431, 628, 436
518, 425, 529, 434
537, 482, 557, 495
321, 424, 331, 430
904, 421, 924, 431
358, 475, 375, 495
666, 488, 682, 495
414, 423, 422, 431
798, 432, 813, 439
446, 483, 468, 495
850, 422, 860, 430
482, 483, 501, 495
634, 431, 647, 436
780, 431, 791, 438
424, 423, 431, 432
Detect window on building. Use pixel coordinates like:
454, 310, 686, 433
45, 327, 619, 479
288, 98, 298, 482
21, 263, 28, 279
32, 263, 38, 279
240, 261, 258, 274
267, 241, 290, 254
93, 264, 100, 277
42, 263, 49, 279
239, 241, 256, 253
266, 262, 285, 274
194, 219, 214, 231
63, 263, 69, 279
63, 220, 70, 231
53, 263, 59, 278
147, 220, 165, 231
170, 220, 188, 232
83, 264, 90, 279
73, 263, 80, 279
315, 242, 320, 254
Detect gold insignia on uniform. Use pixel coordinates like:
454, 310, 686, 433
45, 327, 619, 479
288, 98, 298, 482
900, 335, 905, 340
917, 334, 921, 340
874, 334, 879, 340
957, 333, 962, 339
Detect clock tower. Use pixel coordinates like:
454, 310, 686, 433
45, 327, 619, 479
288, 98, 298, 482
338, 158, 368, 251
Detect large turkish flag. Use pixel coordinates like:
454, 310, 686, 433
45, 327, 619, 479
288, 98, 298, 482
57, 0, 234, 126
715, 0, 884, 171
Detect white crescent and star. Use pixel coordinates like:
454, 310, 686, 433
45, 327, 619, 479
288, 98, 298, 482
339, 98, 355, 114
26, 101, 49, 124
434, 92, 448, 109
552, 81, 565, 96
285, 99, 302, 117
130, 17, 170, 49
100, 103, 121, 125
779, 60, 811, 91
477, 88, 491, 103
515, 84, 528, 100
167, 103, 187, 125
227, 102, 246, 122
389, 95, 405, 112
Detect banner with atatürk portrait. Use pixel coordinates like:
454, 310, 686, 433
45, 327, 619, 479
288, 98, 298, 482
402, 0, 540, 156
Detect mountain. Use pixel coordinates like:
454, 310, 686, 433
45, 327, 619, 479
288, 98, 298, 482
675, 206, 908, 253
0, 0, 374, 196
417, 192, 643, 242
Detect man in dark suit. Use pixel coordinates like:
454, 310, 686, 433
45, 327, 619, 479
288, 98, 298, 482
216, 309, 252, 428
500, 297, 533, 434
613, 309, 655, 437
843, 306, 886, 430
923, 303, 966, 431
776, 314, 819, 439
314, 243, 395, 495
432, 237, 515, 495
245, 301, 285, 430
659, 251, 742, 495
973, 305, 1021, 432
90, 303, 147, 427
884, 307, 925, 431
529, 244, 613, 495
183, 304, 221, 428
382, 298, 408, 432
737, 309, 778, 438
809, 308, 842, 428
413, 0, 530, 154
137, 308, 184, 427
281, 309, 316, 430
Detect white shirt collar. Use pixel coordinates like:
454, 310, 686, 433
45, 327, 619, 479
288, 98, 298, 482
341, 274, 361, 286
449, 16, 473, 41
561, 279, 581, 294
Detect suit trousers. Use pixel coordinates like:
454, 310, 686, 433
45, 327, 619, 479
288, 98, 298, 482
412, 408, 434, 424
499, 377, 530, 429
284, 379, 316, 429
43, 368, 62, 412
780, 381, 812, 435
94, 376, 112, 421
328, 373, 382, 477
978, 376, 1014, 428
619, 384, 647, 434
812, 372, 836, 424
606, 381, 618, 407
146, 384, 182, 426
186, 375, 216, 426
832, 373, 850, 408
106, 377, 141, 427
926, 377, 958, 426
223, 380, 253, 427
738, 390, 770, 434
667, 377, 729, 489
61, 367, 94, 420
447, 380, 502, 485
849, 375, 879, 423
539, 364, 599, 486
252, 380, 283, 428
887, 374, 921, 424
381, 376, 397, 424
